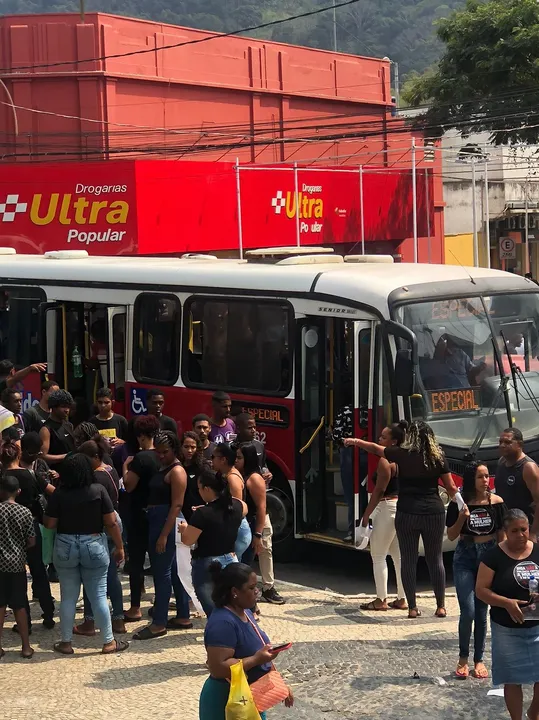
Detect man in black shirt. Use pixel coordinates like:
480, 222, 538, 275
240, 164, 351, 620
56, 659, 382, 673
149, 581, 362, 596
90, 387, 128, 448
496, 427, 539, 539
235, 412, 272, 483
39, 390, 76, 467
192, 413, 215, 462
147, 388, 178, 434
23, 380, 59, 434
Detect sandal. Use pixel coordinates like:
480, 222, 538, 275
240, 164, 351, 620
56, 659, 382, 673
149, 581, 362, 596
166, 619, 193, 630
73, 624, 96, 637
388, 599, 408, 610
435, 608, 447, 618
21, 648, 35, 660
132, 626, 167, 640
123, 613, 143, 623
408, 608, 422, 619
102, 639, 129, 655
54, 642, 74, 655
455, 663, 469, 679
360, 600, 388, 611
472, 663, 489, 679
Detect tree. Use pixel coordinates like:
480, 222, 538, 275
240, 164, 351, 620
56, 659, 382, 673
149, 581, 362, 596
404, 0, 539, 145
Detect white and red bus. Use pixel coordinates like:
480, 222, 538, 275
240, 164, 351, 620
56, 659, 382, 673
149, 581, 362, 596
1, 247, 539, 558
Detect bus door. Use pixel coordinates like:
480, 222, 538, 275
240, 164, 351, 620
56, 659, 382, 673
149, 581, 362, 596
40, 302, 125, 418
296, 318, 327, 533
107, 307, 127, 416
353, 321, 376, 544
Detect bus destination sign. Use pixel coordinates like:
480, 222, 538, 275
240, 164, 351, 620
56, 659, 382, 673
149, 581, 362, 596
235, 402, 290, 428
429, 388, 481, 414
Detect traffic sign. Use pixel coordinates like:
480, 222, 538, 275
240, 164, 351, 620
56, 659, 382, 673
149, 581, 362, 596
499, 236, 516, 260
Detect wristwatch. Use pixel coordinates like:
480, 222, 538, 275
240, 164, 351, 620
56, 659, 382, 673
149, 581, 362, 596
253, 532, 263, 539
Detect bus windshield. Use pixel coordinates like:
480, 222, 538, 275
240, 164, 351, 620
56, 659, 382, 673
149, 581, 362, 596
400, 292, 539, 450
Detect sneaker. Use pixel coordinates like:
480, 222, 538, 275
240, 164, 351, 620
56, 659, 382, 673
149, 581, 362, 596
261, 587, 286, 605
344, 533, 353, 543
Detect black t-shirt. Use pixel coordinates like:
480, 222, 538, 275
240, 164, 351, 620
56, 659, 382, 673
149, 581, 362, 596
183, 463, 204, 522
384, 446, 450, 515
190, 498, 243, 558
203, 442, 216, 463
127, 450, 160, 511
23, 404, 49, 434
446, 499, 507, 536
46, 483, 114, 534
9, 467, 48, 515
94, 466, 120, 511
482, 543, 539, 629
90, 414, 128, 442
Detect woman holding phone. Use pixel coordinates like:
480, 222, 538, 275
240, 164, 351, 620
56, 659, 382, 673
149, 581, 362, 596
199, 562, 294, 720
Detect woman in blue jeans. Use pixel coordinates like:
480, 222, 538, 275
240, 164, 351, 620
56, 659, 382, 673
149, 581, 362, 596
211, 443, 252, 559
43, 453, 128, 655
446, 461, 507, 679
133, 431, 192, 640
178, 468, 246, 616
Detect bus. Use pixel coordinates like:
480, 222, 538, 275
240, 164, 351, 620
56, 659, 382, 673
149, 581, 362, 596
1, 246, 538, 559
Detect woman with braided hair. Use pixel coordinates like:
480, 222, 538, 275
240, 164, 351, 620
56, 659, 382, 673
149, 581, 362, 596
346, 420, 458, 618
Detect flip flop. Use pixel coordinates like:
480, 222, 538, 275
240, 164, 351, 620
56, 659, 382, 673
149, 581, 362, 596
21, 648, 35, 660
166, 620, 193, 630
102, 639, 129, 655
435, 608, 447, 618
54, 642, 74, 655
408, 608, 422, 619
360, 601, 388, 611
455, 664, 469, 679
123, 614, 143, 623
73, 625, 96, 637
472, 665, 489, 679
132, 626, 167, 640
388, 599, 408, 610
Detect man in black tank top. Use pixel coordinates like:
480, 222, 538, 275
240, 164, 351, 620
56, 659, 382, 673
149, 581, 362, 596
39, 390, 76, 470
496, 428, 539, 538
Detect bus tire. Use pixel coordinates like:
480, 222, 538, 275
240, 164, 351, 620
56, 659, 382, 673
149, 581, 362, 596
266, 475, 300, 563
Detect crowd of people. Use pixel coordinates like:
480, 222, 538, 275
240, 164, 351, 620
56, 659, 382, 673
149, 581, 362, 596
4, 358, 539, 718
0, 375, 287, 670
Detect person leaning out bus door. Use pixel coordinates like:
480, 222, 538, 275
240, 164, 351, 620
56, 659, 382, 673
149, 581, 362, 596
349, 422, 407, 612
446, 462, 507, 680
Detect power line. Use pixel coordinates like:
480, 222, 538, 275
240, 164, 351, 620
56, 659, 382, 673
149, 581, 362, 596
0, 0, 363, 75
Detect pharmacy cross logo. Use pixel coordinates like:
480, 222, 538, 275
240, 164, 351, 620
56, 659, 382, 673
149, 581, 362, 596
271, 190, 287, 214
0, 194, 27, 222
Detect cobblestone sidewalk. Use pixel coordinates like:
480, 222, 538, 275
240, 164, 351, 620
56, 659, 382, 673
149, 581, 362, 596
0, 578, 517, 719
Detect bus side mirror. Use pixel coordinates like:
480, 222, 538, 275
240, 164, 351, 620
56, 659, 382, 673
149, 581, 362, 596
395, 349, 414, 396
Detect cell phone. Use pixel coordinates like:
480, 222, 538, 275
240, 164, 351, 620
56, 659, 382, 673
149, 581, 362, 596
270, 642, 292, 654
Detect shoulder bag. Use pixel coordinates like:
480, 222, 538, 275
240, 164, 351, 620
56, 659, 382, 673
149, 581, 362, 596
246, 614, 290, 712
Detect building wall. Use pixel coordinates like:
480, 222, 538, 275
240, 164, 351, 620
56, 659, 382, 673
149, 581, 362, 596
444, 233, 474, 267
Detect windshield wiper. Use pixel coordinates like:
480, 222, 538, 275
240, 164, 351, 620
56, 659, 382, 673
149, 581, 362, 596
500, 330, 521, 412
467, 374, 509, 459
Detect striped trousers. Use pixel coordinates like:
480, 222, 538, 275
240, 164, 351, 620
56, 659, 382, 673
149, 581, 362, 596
394, 510, 446, 610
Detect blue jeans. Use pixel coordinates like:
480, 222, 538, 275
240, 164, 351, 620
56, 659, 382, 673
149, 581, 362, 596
53, 533, 113, 644
147, 505, 190, 627
234, 517, 252, 560
192, 553, 238, 617
453, 538, 496, 662
340, 446, 354, 533
83, 521, 124, 621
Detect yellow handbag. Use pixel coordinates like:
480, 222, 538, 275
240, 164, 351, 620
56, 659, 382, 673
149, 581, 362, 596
225, 660, 262, 720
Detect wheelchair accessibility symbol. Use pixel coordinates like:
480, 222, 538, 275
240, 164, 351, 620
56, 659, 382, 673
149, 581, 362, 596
131, 388, 147, 415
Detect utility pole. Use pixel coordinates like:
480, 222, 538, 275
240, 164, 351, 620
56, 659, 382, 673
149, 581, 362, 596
393, 61, 400, 109
332, 0, 337, 52
484, 159, 491, 269
472, 159, 478, 267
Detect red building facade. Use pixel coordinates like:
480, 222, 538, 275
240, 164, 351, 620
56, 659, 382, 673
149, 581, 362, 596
0, 13, 443, 261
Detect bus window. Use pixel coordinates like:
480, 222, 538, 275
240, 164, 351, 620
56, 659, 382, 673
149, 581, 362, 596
133, 294, 181, 385
0, 287, 45, 367
183, 297, 291, 395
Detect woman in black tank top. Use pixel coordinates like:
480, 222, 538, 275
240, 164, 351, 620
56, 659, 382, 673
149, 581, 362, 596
133, 431, 192, 640
357, 422, 408, 612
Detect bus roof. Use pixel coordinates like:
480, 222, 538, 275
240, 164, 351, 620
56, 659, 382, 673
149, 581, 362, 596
0, 254, 533, 315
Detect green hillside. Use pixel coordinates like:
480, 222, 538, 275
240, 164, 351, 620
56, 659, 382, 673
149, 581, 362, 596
0, 0, 465, 76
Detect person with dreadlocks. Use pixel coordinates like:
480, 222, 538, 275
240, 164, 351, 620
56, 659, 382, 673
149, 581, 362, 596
43, 453, 128, 655
346, 420, 457, 618
73, 421, 112, 465
133, 430, 192, 640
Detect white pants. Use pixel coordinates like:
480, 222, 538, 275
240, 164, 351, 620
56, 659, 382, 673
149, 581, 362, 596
369, 499, 405, 601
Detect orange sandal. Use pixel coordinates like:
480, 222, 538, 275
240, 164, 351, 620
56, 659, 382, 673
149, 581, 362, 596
472, 663, 489, 679
455, 663, 469, 679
